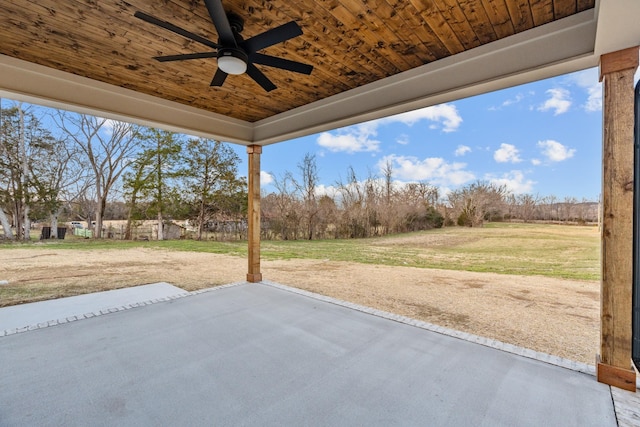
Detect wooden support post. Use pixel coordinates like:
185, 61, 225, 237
247, 145, 262, 283
597, 46, 639, 392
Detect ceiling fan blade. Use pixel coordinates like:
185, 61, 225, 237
250, 53, 313, 75
210, 69, 228, 86
154, 52, 218, 62
134, 11, 220, 49
246, 64, 276, 92
203, 0, 236, 47
244, 21, 303, 53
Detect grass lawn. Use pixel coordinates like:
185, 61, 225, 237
261, 222, 600, 280
1, 222, 602, 364
1, 222, 600, 281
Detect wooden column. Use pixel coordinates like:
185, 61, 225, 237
597, 46, 639, 392
247, 145, 262, 283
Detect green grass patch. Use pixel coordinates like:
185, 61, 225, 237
253, 223, 599, 280
1, 222, 601, 280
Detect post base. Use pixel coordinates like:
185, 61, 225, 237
596, 355, 637, 392
246, 273, 263, 283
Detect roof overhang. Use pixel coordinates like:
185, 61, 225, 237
0, 0, 638, 146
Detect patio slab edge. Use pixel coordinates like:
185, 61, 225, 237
259, 280, 640, 425
260, 280, 598, 376
0, 281, 246, 337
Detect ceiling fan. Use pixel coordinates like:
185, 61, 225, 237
134, 0, 313, 92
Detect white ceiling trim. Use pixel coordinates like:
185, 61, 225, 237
0, 54, 254, 144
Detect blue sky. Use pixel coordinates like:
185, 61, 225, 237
3, 66, 639, 201
254, 66, 640, 201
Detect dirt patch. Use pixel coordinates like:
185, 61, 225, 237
0, 247, 599, 365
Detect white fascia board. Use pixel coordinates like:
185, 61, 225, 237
253, 10, 598, 146
0, 54, 254, 144
594, 0, 640, 56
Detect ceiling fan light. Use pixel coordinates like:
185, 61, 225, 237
218, 49, 248, 75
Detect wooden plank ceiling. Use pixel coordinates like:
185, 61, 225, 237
0, 0, 594, 123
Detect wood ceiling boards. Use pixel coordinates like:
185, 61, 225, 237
0, 0, 595, 123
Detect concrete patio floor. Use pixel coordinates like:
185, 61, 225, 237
1, 282, 638, 426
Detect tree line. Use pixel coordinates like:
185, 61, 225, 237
0, 102, 598, 242
261, 155, 598, 241
0, 102, 245, 240
261, 155, 444, 240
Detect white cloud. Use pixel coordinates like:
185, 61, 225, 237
454, 145, 471, 156
96, 117, 120, 137
538, 139, 576, 162
584, 86, 601, 112
491, 91, 533, 112
260, 171, 274, 186
379, 154, 475, 187
503, 94, 524, 107
538, 88, 571, 115
317, 102, 462, 153
493, 143, 522, 163
381, 103, 463, 132
531, 158, 542, 166
396, 134, 410, 145
486, 170, 535, 194
103, 119, 118, 130
316, 122, 381, 153
315, 184, 340, 198
567, 69, 602, 112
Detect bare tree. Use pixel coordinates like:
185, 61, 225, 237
71, 186, 98, 230
517, 193, 539, 222
334, 167, 383, 238
380, 160, 394, 234
336, 167, 366, 237
447, 181, 509, 227
560, 196, 578, 222
18, 103, 29, 239
396, 182, 440, 232
0, 99, 9, 238
541, 194, 558, 221
58, 113, 139, 238
316, 194, 339, 238
293, 153, 319, 240
31, 135, 88, 238
268, 173, 300, 240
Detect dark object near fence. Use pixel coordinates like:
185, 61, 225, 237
40, 227, 67, 240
